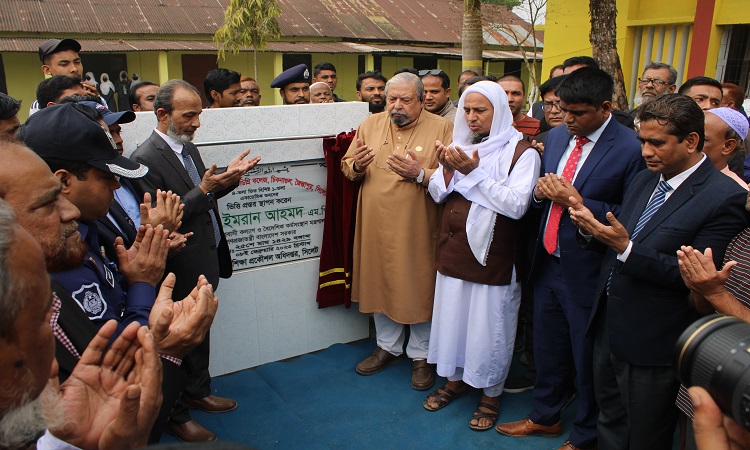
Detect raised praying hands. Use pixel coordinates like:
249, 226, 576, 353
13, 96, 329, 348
677, 246, 733, 297
139, 190, 183, 233
442, 145, 479, 176
535, 173, 582, 207
568, 196, 631, 254
115, 224, 169, 287
200, 150, 261, 193
148, 272, 218, 359
387, 149, 422, 180
50, 320, 162, 450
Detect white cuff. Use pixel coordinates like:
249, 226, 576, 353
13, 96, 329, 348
37, 430, 81, 450
617, 241, 633, 262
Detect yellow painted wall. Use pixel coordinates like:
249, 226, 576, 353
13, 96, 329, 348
311, 53, 360, 102
715, 0, 750, 25
381, 56, 414, 79
542, 0, 595, 77
4, 53, 46, 121
545, 0, 750, 93
438, 58, 464, 100
629, 0, 695, 22
126, 52, 162, 84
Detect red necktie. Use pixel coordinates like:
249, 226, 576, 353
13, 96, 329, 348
543, 135, 590, 254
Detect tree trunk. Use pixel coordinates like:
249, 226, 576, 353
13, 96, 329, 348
462, 0, 484, 74
589, 0, 629, 110
254, 48, 259, 80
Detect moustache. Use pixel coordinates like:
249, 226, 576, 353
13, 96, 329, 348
62, 222, 79, 240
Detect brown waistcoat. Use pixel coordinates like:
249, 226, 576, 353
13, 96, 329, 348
435, 141, 533, 286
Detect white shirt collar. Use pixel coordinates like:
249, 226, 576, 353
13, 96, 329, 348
581, 113, 612, 144
154, 128, 186, 157
660, 153, 707, 190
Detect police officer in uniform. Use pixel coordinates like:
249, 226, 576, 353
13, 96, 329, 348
271, 64, 311, 105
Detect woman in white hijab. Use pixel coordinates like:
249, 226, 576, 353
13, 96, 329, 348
423, 80, 541, 430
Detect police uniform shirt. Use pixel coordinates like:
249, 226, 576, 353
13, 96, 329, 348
50, 221, 155, 336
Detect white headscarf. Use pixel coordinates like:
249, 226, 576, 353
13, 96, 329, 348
452, 80, 523, 265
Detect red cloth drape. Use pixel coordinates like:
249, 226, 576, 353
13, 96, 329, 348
316, 130, 359, 309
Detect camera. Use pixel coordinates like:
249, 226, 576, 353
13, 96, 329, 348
675, 314, 750, 431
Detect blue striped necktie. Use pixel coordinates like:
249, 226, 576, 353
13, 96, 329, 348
181, 146, 221, 246
632, 180, 672, 239
607, 180, 672, 293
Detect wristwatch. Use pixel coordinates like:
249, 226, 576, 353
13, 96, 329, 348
206, 191, 216, 201
413, 168, 425, 184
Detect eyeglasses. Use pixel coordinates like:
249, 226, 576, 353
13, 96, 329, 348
638, 78, 671, 87
542, 101, 562, 111
418, 69, 445, 77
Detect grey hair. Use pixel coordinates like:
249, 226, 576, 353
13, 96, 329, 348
385, 73, 425, 102
643, 62, 678, 85
0, 198, 20, 338
725, 126, 745, 152
153, 79, 201, 116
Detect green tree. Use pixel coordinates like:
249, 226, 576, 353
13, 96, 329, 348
213, 0, 282, 79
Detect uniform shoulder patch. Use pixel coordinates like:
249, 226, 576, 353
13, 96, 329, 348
71, 283, 108, 320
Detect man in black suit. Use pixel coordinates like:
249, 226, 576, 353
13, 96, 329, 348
130, 79, 260, 442
569, 94, 750, 450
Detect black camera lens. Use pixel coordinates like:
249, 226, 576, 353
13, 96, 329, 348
675, 314, 750, 431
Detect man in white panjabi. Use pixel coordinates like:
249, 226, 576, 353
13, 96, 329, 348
423, 80, 540, 431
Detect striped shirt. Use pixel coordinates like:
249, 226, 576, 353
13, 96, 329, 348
676, 227, 750, 419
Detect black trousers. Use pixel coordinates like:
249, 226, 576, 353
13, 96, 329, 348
593, 304, 680, 450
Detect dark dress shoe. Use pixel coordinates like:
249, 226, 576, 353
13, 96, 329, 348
356, 347, 399, 375
166, 419, 217, 443
411, 359, 435, 390
187, 395, 238, 413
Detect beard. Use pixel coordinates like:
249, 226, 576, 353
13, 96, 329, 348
0, 383, 63, 448
368, 98, 385, 113
468, 132, 489, 145
167, 120, 194, 144
390, 109, 412, 127
44, 223, 87, 272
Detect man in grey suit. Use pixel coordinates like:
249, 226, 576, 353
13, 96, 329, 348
569, 94, 749, 450
130, 79, 260, 442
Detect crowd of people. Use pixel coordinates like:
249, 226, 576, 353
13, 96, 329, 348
1, 35, 750, 450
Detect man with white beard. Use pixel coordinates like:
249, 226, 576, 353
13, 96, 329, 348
627, 62, 677, 120
0, 198, 162, 450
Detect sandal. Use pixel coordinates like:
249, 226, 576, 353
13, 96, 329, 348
469, 400, 499, 431
422, 385, 468, 411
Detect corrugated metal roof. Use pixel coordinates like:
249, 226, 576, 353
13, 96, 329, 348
0, 38, 536, 60
0, 0, 542, 49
